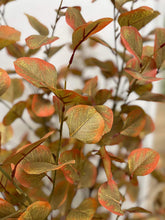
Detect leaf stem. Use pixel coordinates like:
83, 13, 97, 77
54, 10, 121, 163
0, 6, 8, 25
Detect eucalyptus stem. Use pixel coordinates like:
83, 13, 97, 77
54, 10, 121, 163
0, 6, 8, 25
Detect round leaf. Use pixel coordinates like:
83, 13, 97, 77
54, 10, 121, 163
66, 105, 104, 143
128, 148, 160, 176
0, 68, 11, 96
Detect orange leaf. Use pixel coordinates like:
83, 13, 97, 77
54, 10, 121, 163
128, 148, 160, 176
0, 25, 21, 49
121, 26, 142, 62
26, 35, 58, 49
66, 7, 86, 30
100, 146, 112, 182
0, 68, 11, 96
14, 57, 57, 88
32, 94, 55, 117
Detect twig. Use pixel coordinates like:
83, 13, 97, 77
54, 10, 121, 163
0, 6, 8, 25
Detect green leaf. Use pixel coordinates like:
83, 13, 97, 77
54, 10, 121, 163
66, 7, 86, 30
72, 18, 113, 49
121, 108, 146, 137
0, 68, 11, 96
66, 105, 104, 143
118, 6, 160, 30
45, 44, 64, 58
3, 101, 26, 126
32, 94, 55, 117
23, 160, 75, 175
154, 28, 165, 68
0, 25, 21, 49
98, 180, 124, 216
66, 198, 98, 220
18, 201, 51, 220
0, 198, 15, 218
14, 57, 57, 88
125, 206, 152, 214
25, 13, 49, 35
128, 148, 160, 177
26, 35, 58, 49
121, 26, 142, 61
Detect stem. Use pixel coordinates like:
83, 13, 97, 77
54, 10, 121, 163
0, 6, 8, 25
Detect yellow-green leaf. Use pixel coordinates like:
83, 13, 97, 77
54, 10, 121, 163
66, 105, 104, 143
0, 123, 13, 145
0, 68, 11, 96
25, 13, 49, 35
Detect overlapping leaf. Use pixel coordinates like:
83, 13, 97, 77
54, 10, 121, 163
26, 35, 58, 49
0, 123, 13, 145
66, 198, 97, 220
118, 6, 160, 30
121, 26, 142, 61
25, 13, 49, 35
18, 201, 51, 220
83, 76, 98, 97
66, 7, 86, 30
72, 18, 113, 49
0, 25, 21, 49
128, 148, 160, 176
0, 198, 15, 218
98, 180, 124, 216
14, 57, 57, 88
154, 28, 165, 68
0, 68, 11, 96
94, 89, 112, 105
6, 43, 25, 58
66, 105, 104, 143
3, 101, 26, 125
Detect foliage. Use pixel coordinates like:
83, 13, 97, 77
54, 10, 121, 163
0, 0, 164, 219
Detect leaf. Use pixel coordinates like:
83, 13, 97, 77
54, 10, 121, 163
0, 68, 11, 96
0, 78, 24, 103
118, 6, 160, 30
23, 160, 75, 174
66, 198, 98, 220
140, 114, 155, 138
45, 44, 64, 58
72, 18, 113, 49
0, 0, 15, 6
121, 26, 142, 61
52, 89, 89, 105
95, 105, 113, 135
115, 0, 132, 8
6, 43, 25, 58
14, 57, 57, 88
32, 94, 55, 117
0, 25, 21, 49
137, 92, 165, 102
59, 149, 97, 188
25, 13, 49, 35
0, 123, 13, 145
128, 148, 160, 177
154, 28, 165, 68
121, 108, 146, 137
100, 146, 112, 182
18, 201, 51, 220
66, 105, 104, 143
125, 206, 152, 214
95, 89, 112, 105
98, 180, 124, 216
26, 35, 59, 49
66, 7, 86, 30
3, 101, 26, 126
83, 76, 98, 97
0, 198, 15, 218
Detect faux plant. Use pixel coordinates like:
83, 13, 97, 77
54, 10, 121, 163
0, 0, 164, 219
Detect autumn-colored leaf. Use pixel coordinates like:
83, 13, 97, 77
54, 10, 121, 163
0, 68, 11, 96
83, 76, 98, 97
118, 6, 160, 30
95, 105, 113, 135
121, 26, 142, 61
0, 0, 15, 6
59, 149, 97, 188
0, 198, 15, 218
0, 25, 21, 49
140, 114, 155, 138
18, 201, 51, 220
0, 123, 13, 145
14, 57, 57, 88
25, 13, 49, 35
45, 44, 64, 58
94, 89, 112, 105
66, 198, 98, 220
100, 146, 112, 182
125, 206, 152, 214
0, 78, 24, 103
26, 35, 59, 49
121, 108, 146, 137
6, 43, 25, 58
66, 7, 86, 30
154, 28, 165, 68
137, 92, 165, 102
128, 148, 160, 177
3, 101, 26, 126
72, 18, 113, 49
32, 94, 55, 117
66, 105, 104, 143
23, 160, 75, 175
98, 180, 124, 216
